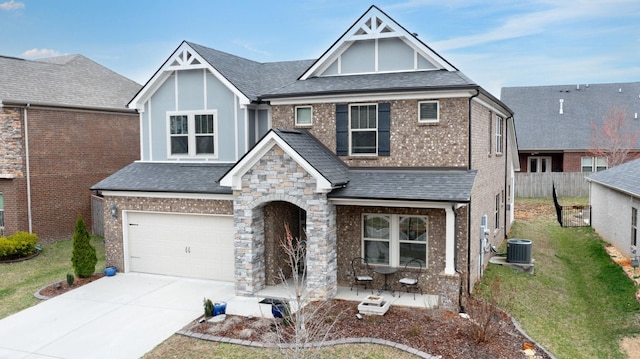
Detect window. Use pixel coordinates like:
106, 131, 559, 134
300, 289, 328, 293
0, 192, 3, 229
581, 156, 607, 172
295, 106, 312, 126
529, 156, 552, 172
495, 115, 503, 154
349, 104, 378, 155
633, 207, 638, 248
488, 113, 493, 155
362, 214, 428, 267
167, 112, 217, 157
418, 101, 439, 123
495, 193, 500, 230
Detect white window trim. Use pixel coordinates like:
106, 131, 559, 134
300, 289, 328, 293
495, 115, 503, 154
418, 100, 439, 123
349, 103, 378, 156
166, 110, 219, 159
581, 156, 608, 172
632, 207, 638, 248
528, 156, 552, 173
295, 106, 313, 126
361, 213, 428, 267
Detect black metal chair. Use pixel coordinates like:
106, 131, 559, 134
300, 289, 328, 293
398, 258, 424, 299
350, 257, 374, 295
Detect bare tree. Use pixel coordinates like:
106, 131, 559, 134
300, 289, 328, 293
272, 223, 341, 359
590, 106, 640, 168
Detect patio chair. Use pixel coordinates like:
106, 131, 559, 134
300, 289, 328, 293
398, 258, 424, 299
350, 257, 374, 295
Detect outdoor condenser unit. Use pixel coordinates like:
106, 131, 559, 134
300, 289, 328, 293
506, 239, 532, 264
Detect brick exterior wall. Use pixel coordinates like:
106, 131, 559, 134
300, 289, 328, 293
102, 196, 233, 270
272, 98, 470, 168
468, 100, 508, 289
0, 106, 139, 242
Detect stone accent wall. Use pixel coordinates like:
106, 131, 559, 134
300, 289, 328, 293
272, 98, 470, 168
233, 145, 337, 299
336, 205, 467, 311
102, 196, 233, 271
0, 107, 24, 178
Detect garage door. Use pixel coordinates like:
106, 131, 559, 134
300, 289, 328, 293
126, 212, 235, 281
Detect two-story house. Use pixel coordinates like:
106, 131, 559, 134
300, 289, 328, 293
0, 54, 140, 240
93, 6, 517, 310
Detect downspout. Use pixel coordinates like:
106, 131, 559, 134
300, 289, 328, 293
24, 104, 33, 233
503, 116, 513, 239
466, 89, 479, 295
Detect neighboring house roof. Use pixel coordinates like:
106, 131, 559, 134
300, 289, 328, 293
501, 82, 640, 151
586, 158, 640, 197
0, 54, 140, 110
329, 168, 476, 202
91, 162, 233, 194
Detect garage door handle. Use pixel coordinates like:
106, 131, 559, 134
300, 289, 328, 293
185, 246, 191, 253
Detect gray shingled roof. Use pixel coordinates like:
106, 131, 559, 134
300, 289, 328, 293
0, 54, 140, 109
501, 82, 640, 151
187, 42, 314, 102
91, 162, 233, 194
264, 70, 477, 98
272, 128, 349, 186
330, 168, 476, 202
587, 158, 640, 197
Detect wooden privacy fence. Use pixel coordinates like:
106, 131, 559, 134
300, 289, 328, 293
515, 172, 590, 198
91, 195, 104, 237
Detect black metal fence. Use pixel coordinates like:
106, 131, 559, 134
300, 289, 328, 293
552, 183, 591, 227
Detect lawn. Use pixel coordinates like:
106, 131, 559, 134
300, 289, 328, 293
477, 198, 640, 359
0, 235, 105, 320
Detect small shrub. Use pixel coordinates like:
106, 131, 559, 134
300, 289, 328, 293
203, 298, 214, 317
66, 273, 75, 286
71, 214, 97, 278
0, 231, 38, 259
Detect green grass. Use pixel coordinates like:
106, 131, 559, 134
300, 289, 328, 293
0, 236, 105, 319
477, 198, 640, 359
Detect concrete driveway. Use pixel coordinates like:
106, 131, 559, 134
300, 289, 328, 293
0, 273, 238, 359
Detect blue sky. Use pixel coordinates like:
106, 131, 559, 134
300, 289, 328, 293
1, 0, 639, 97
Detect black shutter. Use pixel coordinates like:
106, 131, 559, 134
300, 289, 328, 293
336, 104, 348, 156
378, 103, 391, 156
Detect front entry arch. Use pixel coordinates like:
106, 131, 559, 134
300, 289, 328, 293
263, 201, 306, 285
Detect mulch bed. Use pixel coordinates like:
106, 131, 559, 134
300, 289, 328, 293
185, 299, 551, 359
37, 273, 105, 299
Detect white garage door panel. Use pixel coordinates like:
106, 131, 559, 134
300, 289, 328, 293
127, 212, 234, 281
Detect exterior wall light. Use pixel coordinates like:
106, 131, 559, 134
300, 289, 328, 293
110, 204, 118, 219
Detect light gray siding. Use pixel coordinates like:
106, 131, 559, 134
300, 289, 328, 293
149, 74, 176, 161
341, 40, 375, 74
177, 69, 204, 111
591, 182, 640, 257
379, 38, 413, 71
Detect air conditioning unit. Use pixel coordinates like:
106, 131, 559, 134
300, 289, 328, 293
506, 239, 532, 264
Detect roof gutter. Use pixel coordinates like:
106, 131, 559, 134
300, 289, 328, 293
1, 99, 137, 114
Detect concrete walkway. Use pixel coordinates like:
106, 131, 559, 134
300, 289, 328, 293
0, 273, 240, 359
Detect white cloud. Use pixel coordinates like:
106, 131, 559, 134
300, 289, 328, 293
232, 40, 270, 57
21, 48, 62, 58
0, 0, 24, 11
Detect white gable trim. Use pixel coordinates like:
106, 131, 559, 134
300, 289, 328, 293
300, 6, 456, 80
219, 131, 333, 193
129, 42, 251, 111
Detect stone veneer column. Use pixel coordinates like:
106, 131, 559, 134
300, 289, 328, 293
233, 146, 337, 299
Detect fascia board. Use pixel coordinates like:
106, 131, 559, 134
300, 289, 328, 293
100, 190, 232, 200
128, 42, 251, 110
267, 89, 477, 106
330, 198, 464, 209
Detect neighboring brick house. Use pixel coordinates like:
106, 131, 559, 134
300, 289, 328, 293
93, 6, 517, 310
0, 54, 140, 241
587, 158, 640, 258
501, 82, 640, 173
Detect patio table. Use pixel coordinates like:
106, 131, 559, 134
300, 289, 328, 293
374, 266, 397, 296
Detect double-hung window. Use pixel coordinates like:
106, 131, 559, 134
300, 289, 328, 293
581, 156, 607, 172
168, 111, 217, 157
349, 104, 378, 155
632, 207, 638, 248
495, 115, 503, 154
418, 101, 439, 123
363, 214, 428, 267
